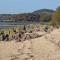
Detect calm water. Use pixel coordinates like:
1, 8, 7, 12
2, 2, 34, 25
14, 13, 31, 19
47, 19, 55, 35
0, 21, 40, 28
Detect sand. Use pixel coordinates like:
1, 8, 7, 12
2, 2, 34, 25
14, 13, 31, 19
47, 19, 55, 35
0, 28, 60, 60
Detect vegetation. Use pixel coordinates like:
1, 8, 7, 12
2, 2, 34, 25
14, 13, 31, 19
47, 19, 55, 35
0, 7, 60, 27
52, 7, 60, 27
0, 9, 54, 23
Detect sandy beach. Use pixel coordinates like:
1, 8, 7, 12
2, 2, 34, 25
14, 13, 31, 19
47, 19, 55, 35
0, 28, 60, 60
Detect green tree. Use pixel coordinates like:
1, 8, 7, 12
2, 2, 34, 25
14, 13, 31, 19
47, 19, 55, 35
52, 7, 60, 26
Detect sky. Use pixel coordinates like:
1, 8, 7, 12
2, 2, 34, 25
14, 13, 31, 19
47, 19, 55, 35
0, 0, 60, 14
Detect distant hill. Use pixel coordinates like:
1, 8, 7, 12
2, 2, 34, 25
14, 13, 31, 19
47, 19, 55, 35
0, 9, 55, 22
33, 9, 55, 14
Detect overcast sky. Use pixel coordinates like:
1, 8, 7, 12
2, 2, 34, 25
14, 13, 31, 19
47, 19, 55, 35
0, 0, 60, 14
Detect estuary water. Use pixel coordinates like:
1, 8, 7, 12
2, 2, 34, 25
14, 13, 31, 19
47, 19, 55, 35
0, 21, 40, 28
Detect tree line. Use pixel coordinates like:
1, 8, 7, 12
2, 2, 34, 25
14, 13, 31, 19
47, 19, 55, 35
0, 6, 60, 27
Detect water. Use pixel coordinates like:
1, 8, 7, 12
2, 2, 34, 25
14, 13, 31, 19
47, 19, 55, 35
0, 21, 40, 28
